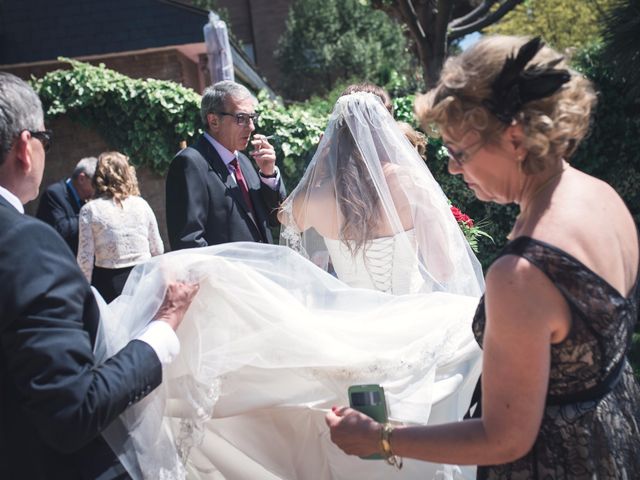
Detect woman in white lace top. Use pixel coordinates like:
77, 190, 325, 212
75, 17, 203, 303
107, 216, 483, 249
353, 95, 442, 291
77, 151, 163, 302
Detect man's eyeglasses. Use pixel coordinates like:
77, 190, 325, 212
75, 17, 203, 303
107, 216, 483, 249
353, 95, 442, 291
443, 137, 484, 167
216, 111, 259, 126
28, 130, 53, 153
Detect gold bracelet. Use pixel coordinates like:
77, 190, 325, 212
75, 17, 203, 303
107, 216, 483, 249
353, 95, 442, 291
379, 423, 403, 470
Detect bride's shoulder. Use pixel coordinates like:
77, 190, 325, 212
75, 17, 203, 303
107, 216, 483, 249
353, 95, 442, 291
382, 164, 418, 198
382, 162, 418, 183
286, 182, 338, 234
304, 182, 335, 206
382, 162, 401, 176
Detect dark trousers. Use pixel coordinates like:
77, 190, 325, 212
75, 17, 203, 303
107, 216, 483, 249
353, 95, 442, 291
91, 265, 134, 303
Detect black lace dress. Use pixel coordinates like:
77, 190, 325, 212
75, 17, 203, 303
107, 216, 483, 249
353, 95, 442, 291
473, 236, 640, 479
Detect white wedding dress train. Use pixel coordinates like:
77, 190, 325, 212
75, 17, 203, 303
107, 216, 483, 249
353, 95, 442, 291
99, 242, 481, 480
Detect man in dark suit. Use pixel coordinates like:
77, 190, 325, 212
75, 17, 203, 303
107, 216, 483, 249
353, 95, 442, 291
0, 72, 198, 479
166, 80, 286, 250
35, 156, 97, 255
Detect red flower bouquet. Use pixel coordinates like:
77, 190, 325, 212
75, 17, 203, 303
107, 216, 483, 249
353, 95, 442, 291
450, 205, 492, 253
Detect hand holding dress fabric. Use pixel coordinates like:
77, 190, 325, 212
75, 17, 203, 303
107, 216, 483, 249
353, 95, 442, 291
98, 243, 482, 480
325, 406, 381, 458
153, 281, 200, 331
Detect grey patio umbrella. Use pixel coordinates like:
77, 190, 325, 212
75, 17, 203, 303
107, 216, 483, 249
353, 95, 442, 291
203, 11, 234, 83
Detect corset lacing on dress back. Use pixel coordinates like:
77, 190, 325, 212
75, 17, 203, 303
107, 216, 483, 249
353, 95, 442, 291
359, 236, 394, 293
324, 229, 424, 295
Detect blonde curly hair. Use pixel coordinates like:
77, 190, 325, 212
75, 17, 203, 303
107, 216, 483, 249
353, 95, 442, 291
397, 121, 427, 160
93, 151, 140, 203
415, 35, 597, 174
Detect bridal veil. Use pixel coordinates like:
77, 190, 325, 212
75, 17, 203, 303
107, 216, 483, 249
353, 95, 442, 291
280, 92, 484, 297
98, 92, 485, 479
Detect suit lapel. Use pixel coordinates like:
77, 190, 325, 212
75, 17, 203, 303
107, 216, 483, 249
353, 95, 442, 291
195, 136, 264, 238
238, 154, 260, 191
238, 153, 269, 224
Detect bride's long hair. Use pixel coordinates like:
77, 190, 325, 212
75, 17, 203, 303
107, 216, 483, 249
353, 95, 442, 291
335, 123, 381, 255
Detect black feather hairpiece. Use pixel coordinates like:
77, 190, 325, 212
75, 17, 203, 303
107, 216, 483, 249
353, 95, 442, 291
483, 37, 571, 124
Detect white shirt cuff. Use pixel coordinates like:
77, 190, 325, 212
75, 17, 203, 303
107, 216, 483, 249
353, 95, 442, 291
136, 320, 180, 365
259, 166, 281, 190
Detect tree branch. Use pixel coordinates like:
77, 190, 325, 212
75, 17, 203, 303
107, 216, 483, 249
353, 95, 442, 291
449, 0, 497, 29
399, 0, 426, 38
449, 0, 524, 40
435, 0, 454, 50
370, 0, 403, 21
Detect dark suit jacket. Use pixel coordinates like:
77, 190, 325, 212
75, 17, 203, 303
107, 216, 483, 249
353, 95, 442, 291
35, 179, 82, 255
166, 135, 286, 251
0, 195, 162, 480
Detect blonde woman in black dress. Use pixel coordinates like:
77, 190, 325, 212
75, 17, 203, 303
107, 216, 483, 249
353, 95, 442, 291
327, 35, 640, 479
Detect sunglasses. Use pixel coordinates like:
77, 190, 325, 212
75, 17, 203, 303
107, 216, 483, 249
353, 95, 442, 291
216, 111, 259, 126
443, 137, 484, 167
28, 130, 53, 153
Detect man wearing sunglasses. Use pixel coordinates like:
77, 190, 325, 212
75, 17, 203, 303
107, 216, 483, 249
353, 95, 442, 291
35, 156, 97, 255
0, 72, 198, 479
166, 80, 286, 251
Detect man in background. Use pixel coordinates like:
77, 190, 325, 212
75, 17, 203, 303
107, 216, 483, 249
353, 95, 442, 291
166, 80, 286, 250
36, 156, 97, 255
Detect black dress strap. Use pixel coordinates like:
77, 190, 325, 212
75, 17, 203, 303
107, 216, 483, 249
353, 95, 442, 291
463, 375, 482, 419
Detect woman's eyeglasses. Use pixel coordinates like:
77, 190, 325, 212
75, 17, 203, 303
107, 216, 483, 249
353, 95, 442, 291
216, 112, 259, 126
444, 137, 484, 167
28, 130, 53, 153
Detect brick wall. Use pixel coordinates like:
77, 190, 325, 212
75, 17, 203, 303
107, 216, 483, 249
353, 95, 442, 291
218, 0, 293, 91
5, 46, 207, 92
249, 0, 292, 89
24, 115, 171, 250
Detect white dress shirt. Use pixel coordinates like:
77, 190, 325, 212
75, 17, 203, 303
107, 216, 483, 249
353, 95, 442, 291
0, 185, 24, 213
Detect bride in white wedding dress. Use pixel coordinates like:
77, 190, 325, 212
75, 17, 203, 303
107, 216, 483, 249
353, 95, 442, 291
98, 92, 485, 480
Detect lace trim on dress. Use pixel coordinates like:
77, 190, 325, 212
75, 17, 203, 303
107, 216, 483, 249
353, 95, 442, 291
168, 377, 220, 477
279, 200, 308, 259
77, 196, 164, 281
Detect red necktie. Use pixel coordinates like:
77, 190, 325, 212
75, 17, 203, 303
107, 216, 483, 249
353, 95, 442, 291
230, 158, 255, 213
